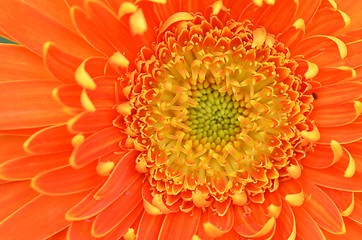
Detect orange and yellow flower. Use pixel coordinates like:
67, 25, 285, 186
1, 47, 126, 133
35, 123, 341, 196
0, 0, 361, 239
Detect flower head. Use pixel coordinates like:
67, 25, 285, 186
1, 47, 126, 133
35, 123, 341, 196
0, 0, 361, 239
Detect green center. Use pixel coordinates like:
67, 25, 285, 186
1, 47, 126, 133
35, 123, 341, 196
184, 83, 243, 148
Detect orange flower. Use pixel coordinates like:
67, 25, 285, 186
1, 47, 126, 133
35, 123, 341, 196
0, 0, 361, 239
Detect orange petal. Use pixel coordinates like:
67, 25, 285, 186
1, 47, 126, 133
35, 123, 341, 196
258, 0, 298, 35
314, 66, 356, 86
279, 20, 305, 49
305, 9, 350, 37
292, 206, 325, 240
0, 151, 70, 180
214, 229, 241, 240
318, 122, 362, 144
31, 161, 104, 195
70, 127, 125, 168
71, 6, 116, 57
53, 84, 83, 109
294, 0, 321, 25
343, 40, 362, 67
44, 42, 83, 84
0, 135, 28, 163
24, 124, 75, 154
338, 28, 362, 43
0, 44, 52, 81
92, 177, 143, 237
349, 197, 362, 224
202, 207, 234, 238
320, 187, 355, 216
158, 208, 201, 240
278, 179, 305, 207
98, 203, 143, 240
271, 200, 296, 240
301, 141, 343, 169
233, 203, 276, 238
238, 2, 269, 24
322, 218, 362, 240
67, 218, 95, 240
66, 152, 141, 220
0, 0, 99, 58
85, 0, 139, 60
291, 35, 346, 61
19, 0, 78, 34
47, 228, 68, 240
0, 80, 68, 130
0, 192, 88, 240
0, 181, 39, 222
334, 0, 362, 30
312, 82, 362, 108
137, 212, 165, 240
310, 101, 361, 127
300, 179, 345, 234
68, 109, 117, 134
260, 191, 282, 218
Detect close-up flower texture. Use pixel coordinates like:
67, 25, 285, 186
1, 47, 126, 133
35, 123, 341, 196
0, 0, 361, 239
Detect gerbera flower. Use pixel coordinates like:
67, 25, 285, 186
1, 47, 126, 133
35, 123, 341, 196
0, 0, 361, 239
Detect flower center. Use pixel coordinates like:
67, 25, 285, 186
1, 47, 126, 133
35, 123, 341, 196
116, 12, 316, 210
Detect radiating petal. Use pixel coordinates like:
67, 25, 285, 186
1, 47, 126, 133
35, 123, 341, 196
137, 212, 165, 240
70, 127, 126, 168
97, 203, 143, 240
0, 44, 52, 81
0, 0, 99, 58
85, 0, 140, 60
271, 200, 296, 240
349, 196, 362, 224
305, 9, 350, 37
301, 142, 343, 169
32, 161, 104, 195
294, 0, 321, 25
0, 192, 88, 240
158, 208, 201, 240
291, 35, 347, 61
0, 80, 69, 129
202, 207, 234, 238
0, 135, 28, 163
67, 218, 95, 240
71, 6, 116, 57
322, 218, 361, 240
24, 124, 75, 154
318, 122, 362, 144
0, 152, 70, 180
300, 179, 345, 234
258, 0, 298, 35
320, 187, 355, 216
66, 151, 141, 220
44, 42, 83, 84
68, 108, 117, 133
0, 181, 39, 222
314, 66, 356, 86
302, 165, 362, 191
53, 84, 83, 109
92, 177, 143, 237
312, 82, 362, 108
233, 203, 276, 238
310, 101, 361, 127
292, 206, 325, 240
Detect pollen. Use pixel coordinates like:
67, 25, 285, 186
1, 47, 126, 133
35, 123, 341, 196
114, 13, 316, 211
